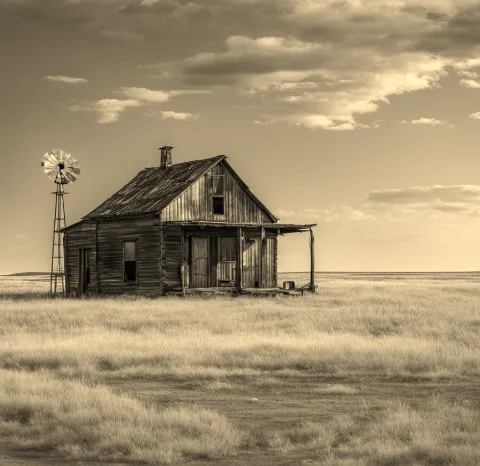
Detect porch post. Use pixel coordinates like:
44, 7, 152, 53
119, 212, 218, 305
309, 228, 315, 293
236, 227, 243, 292
259, 226, 265, 288
180, 226, 185, 296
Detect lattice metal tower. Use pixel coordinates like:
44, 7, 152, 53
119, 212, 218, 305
41, 149, 81, 296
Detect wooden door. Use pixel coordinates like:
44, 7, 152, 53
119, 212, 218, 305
78, 249, 90, 297
191, 237, 209, 288
218, 237, 236, 285
242, 239, 260, 288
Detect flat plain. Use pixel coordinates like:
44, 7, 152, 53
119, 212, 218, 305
0, 272, 479, 465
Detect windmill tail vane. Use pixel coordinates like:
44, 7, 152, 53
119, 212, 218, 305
41, 149, 81, 297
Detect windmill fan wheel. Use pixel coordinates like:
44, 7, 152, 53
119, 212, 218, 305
41, 149, 81, 184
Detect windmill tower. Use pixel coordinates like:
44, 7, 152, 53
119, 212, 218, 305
41, 149, 81, 296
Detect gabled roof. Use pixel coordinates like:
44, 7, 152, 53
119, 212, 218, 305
84, 155, 277, 222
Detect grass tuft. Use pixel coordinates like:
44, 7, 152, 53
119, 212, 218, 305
0, 370, 242, 464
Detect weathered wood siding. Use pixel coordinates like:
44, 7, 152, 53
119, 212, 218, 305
65, 221, 97, 296
162, 224, 183, 294
162, 162, 273, 223
96, 218, 160, 295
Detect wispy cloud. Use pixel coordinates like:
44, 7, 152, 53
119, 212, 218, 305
459, 79, 480, 89
69, 87, 211, 123
469, 111, 480, 120
44, 75, 87, 84
142, 109, 200, 120
158, 110, 199, 121
457, 70, 479, 79
69, 99, 141, 124
400, 117, 450, 127
119, 87, 212, 103
120, 87, 170, 103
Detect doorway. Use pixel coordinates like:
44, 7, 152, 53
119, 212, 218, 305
78, 248, 91, 297
190, 237, 209, 288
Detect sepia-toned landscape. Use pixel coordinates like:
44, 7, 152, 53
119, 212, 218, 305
1, 272, 479, 465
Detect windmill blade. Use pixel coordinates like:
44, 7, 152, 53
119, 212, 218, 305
65, 172, 77, 183
43, 157, 56, 165
45, 154, 58, 165
43, 160, 56, 170
70, 167, 81, 175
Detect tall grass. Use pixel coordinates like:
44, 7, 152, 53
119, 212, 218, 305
0, 370, 242, 464
1, 276, 480, 464
1, 279, 479, 379
256, 395, 480, 465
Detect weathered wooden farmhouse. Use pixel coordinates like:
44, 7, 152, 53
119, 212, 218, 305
63, 147, 316, 297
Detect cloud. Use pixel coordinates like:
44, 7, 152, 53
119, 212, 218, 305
44, 75, 87, 84
13, 234, 28, 240
69, 99, 141, 124
159, 110, 199, 120
159, 32, 451, 130
138, 0, 480, 130
367, 185, 480, 206
460, 79, 480, 88
400, 117, 449, 126
323, 185, 480, 226
469, 111, 480, 120
120, 87, 170, 103
68, 87, 211, 123
119, 87, 212, 102
457, 70, 479, 79
12, 0, 480, 129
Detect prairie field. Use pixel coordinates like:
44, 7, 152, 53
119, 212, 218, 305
0, 272, 479, 465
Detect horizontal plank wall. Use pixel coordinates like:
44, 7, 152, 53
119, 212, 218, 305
162, 224, 183, 294
162, 162, 273, 223
96, 217, 160, 295
64, 221, 97, 296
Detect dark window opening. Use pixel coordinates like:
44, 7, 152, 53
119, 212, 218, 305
124, 261, 137, 283
212, 196, 225, 215
123, 241, 138, 284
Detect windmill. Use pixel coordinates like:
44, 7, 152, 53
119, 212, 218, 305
41, 149, 81, 296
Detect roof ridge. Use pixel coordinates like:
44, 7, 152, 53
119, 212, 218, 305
143, 154, 225, 170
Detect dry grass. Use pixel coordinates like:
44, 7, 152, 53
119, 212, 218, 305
0, 369, 242, 464
1, 276, 479, 380
257, 395, 480, 465
1, 273, 479, 465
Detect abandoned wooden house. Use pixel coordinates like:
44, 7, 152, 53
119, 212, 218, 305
63, 147, 316, 297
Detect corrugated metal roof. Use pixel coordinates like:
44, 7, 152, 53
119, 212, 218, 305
84, 155, 276, 222
85, 155, 225, 219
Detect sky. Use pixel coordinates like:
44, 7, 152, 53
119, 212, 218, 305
2, 0, 480, 274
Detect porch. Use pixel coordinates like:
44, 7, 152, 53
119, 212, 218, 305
165, 221, 317, 295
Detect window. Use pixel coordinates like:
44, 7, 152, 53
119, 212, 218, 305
210, 175, 225, 215
123, 241, 137, 284
212, 196, 225, 215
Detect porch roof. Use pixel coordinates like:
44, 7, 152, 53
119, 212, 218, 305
163, 221, 316, 234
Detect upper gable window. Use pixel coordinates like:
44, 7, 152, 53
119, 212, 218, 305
210, 175, 225, 215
